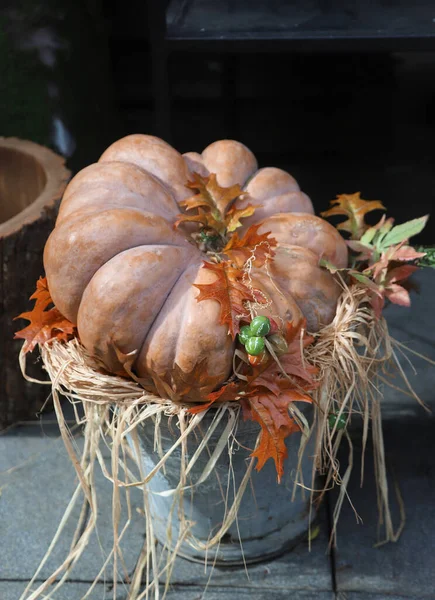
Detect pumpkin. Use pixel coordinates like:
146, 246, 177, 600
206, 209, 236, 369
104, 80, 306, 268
44, 135, 347, 395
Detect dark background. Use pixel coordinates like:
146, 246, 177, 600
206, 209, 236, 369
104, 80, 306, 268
2, 0, 435, 241
105, 0, 435, 242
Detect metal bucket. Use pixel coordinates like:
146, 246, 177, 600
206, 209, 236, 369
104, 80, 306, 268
134, 404, 316, 565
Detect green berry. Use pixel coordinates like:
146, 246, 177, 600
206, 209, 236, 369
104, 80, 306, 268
245, 336, 265, 356
328, 412, 347, 431
238, 325, 253, 345
250, 316, 271, 337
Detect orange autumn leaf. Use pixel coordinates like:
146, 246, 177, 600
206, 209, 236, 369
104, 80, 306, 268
241, 387, 312, 483
277, 321, 318, 384
188, 318, 317, 480
173, 208, 223, 232
225, 204, 258, 232
194, 260, 266, 339
14, 276, 76, 353
223, 224, 277, 268
246, 320, 318, 392
181, 172, 245, 216
321, 192, 385, 239
29, 275, 52, 310
175, 172, 256, 235
170, 359, 223, 399
145, 358, 224, 403
189, 381, 242, 414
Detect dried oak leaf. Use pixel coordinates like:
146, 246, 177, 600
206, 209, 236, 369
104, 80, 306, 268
145, 359, 224, 403
175, 172, 256, 234
194, 260, 266, 339
224, 204, 258, 233
223, 224, 277, 268
14, 276, 76, 354
241, 386, 312, 483
173, 208, 223, 233
181, 172, 244, 216
321, 192, 385, 240
190, 319, 317, 480
246, 320, 317, 391
188, 381, 242, 414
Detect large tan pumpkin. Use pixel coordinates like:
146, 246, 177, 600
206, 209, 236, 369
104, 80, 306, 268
44, 135, 347, 391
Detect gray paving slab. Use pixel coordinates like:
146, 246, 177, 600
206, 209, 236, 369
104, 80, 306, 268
0, 580, 335, 600
0, 580, 118, 600
0, 420, 332, 594
0, 423, 145, 583
163, 503, 332, 591
164, 589, 335, 600
380, 269, 435, 418
339, 594, 425, 600
332, 418, 435, 598
385, 269, 435, 343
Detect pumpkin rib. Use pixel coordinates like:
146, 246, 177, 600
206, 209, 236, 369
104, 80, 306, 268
77, 245, 196, 373
244, 167, 301, 199
58, 162, 180, 224
268, 244, 342, 331
236, 191, 314, 232
57, 189, 176, 226
137, 262, 234, 381
99, 134, 191, 202
258, 212, 348, 269
44, 207, 193, 323
249, 270, 304, 328
201, 139, 258, 188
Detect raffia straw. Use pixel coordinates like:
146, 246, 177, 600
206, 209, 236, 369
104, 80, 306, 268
17, 281, 430, 599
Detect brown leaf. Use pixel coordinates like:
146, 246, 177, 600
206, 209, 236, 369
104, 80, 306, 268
241, 388, 311, 483
181, 172, 245, 218
14, 277, 76, 353
144, 358, 224, 403
278, 321, 318, 384
174, 208, 223, 233
30, 276, 52, 310
175, 172, 256, 236
225, 204, 258, 232
170, 359, 222, 399
321, 192, 385, 239
194, 260, 266, 339
188, 381, 241, 414
188, 318, 317, 480
223, 224, 277, 268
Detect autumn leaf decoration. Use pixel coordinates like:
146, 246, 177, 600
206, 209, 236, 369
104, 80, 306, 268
322, 193, 429, 317
14, 276, 76, 354
321, 192, 385, 240
174, 172, 261, 251
223, 223, 276, 268
190, 320, 317, 482
193, 260, 267, 339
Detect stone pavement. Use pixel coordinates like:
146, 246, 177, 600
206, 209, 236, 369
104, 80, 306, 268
1, 270, 435, 600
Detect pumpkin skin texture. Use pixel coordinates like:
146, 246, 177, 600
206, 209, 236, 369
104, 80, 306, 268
43, 134, 347, 392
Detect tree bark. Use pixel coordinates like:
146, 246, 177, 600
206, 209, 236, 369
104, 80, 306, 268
0, 137, 70, 428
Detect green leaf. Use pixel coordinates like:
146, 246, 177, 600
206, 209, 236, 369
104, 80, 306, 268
351, 272, 383, 295
380, 216, 429, 249
360, 226, 377, 245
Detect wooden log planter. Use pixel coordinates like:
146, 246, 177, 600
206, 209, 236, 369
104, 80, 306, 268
0, 138, 70, 428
